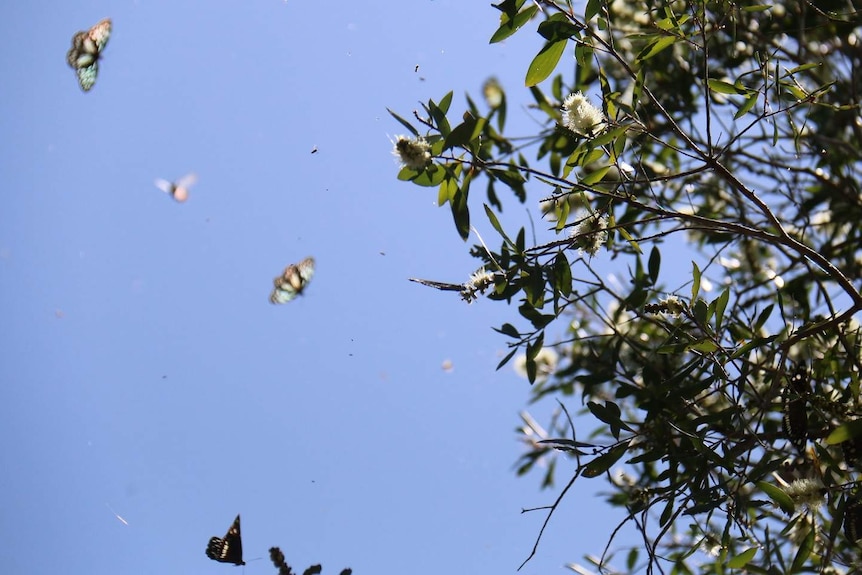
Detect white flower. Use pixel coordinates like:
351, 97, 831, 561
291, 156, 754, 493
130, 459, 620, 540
661, 296, 685, 316
784, 478, 825, 510
561, 92, 607, 137
459, 268, 496, 303
513, 348, 559, 381
570, 210, 609, 256
392, 135, 431, 169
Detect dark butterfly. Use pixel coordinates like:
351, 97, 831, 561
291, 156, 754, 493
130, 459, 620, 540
782, 364, 810, 452
206, 514, 245, 566
155, 173, 197, 203
841, 428, 862, 468
408, 277, 463, 292
270, 257, 315, 304
846, 499, 862, 542
66, 18, 111, 92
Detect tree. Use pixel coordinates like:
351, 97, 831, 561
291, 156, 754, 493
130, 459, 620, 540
392, 0, 862, 572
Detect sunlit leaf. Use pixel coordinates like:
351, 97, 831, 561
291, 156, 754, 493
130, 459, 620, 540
526, 40, 567, 87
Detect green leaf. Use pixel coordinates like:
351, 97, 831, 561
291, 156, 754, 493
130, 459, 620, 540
734, 92, 759, 119
582, 443, 628, 478
713, 288, 730, 330
450, 189, 470, 240
536, 15, 581, 42
526, 39, 567, 87
490, 2, 538, 44
826, 420, 862, 444
648, 246, 660, 284
554, 251, 572, 298
400, 164, 445, 186
438, 91, 453, 114
636, 35, 676, 62
707, 78, 749, 95
386, 108, 419, 136
527, 331, 545, 361
615, 225, 642, 253
495, 323, 520, 338
587, 400, 633, 433
428, 106, 451, 137
495, 347, 518, 370
791, 524, 815, 571
757, 481, 795, 514
484, 204, 516, 249
691, 261, 701, 301
585, 0, 601, 21
580, 165, 611, 186
726, 547, 757, 568
730, 334, 778, 360
443, 113, 479, 151
687, 340, 719, 353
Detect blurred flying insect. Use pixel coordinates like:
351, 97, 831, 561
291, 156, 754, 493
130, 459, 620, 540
154, 173, 197, 203
66, 18, 112, 92
270, 257, 315, 304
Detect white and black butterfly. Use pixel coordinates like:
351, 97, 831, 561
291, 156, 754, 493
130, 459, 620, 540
66, 18, 111, 92
155, 173, 197, 203
270, 257, 315, 304
206, 514, 245, 566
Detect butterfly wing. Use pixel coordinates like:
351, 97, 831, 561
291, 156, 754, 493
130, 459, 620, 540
86, 19, 112, 53
206, 515, 245, 565
154, 179, 174, 194
66, 32, 86, 67
269, 257, 315, 304
67, 19, 111, 91
408, 277, 463, 291
206, 536, 227, 562
76, 62, 100, 92
174, 173, 198, 189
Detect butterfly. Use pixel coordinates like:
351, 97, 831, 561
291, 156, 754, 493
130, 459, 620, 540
270, 257, 315, 304
66, 18, 112, 92
206, 514, 245, 566
154, 173, 197, 203
846, 499, 862, 542
408, 277, 464, 292
781, 364, 810, 452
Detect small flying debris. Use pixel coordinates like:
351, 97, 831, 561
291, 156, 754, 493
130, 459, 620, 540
105, 503, 129, 526
154, 173, 197, 203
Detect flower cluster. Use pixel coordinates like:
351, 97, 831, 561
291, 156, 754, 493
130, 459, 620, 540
460, 268, 496, 303
570, 210, 609, 256
392, 135, 431, 170
513, 347, 559, 382
561, 92, 607, 137
783, 478, 825, 510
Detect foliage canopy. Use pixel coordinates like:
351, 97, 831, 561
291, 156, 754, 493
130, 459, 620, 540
393, 0, 862, 572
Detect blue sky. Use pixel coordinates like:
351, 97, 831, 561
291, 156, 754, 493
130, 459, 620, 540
0, 1, 635, 574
